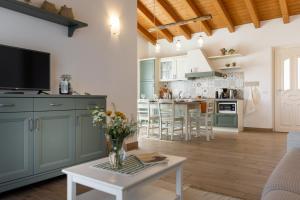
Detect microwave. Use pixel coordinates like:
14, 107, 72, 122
218, 102, 237, 114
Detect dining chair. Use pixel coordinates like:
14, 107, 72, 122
188, 100, 215, 141
137, 99, 160, 138
158, 99, 184, 140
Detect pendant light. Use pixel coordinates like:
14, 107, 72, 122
175, 24, 182, 51
197, 35, 204, 47
155, 42, 161, 53
196, 20, 204, 48
176, 40, 182, 51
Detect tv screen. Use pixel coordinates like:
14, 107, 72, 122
0, 44, 50, 91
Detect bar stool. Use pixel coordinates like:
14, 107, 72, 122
137, 99, 160, 138
188, 100, 215, 141
158, 99, 184, 140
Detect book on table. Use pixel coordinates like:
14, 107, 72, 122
135, 152, 168, 165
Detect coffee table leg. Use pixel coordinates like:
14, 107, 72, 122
67, 175, 76, 200
176, 166, 183, 200
116, 190, 125, 200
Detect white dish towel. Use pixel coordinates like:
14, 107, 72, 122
245, 86, 261, 115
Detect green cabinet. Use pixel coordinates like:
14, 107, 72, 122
214, 114, 238, 128
0, 112, 34, 184
140, 82, 155, 99
140, 59, 155, 81
0, 95, 106, 193
75, 110, 106, 164
34, 111, 75, 174
140, 59, 155, 99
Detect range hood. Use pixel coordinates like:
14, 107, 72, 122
185, 49, 224, 79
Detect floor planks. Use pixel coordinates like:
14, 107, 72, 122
139, 131, 287, 200
0, 131, 287, 200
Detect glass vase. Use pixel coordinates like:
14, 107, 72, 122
108, 138, 125, 169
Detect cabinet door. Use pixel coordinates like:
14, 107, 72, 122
140, 59, 155, 82
176, 56, 188, 80
214, 114, 238, 128
34, 111, 75, 174
76, 110, 106, 164
160, 58, 176, 81
140, 81, 155, 99
0, 113, 33, 184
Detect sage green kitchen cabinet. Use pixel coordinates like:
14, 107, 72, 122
34, 111, 75, 174
0, 112, 34, 184
214, 113, 238, 128
140, 59, 155, 81
140, 59, 156, 99
75, 110, 106, 163
140, 81, 155, 99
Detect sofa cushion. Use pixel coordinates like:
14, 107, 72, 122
263, 190, 300, 200
262, 149, 300, 199
288, 132, 300, 151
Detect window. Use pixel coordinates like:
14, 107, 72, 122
284, 59, 291, 91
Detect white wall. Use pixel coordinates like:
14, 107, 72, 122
0, 0, 137, 116
138, 16, 300, 129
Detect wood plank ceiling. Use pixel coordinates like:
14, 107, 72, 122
137, 0, 300, 44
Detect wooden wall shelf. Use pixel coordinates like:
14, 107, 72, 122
0, 0, 88, 37
208, 54, 242, 60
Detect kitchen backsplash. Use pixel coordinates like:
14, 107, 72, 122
160, 72, 244, 99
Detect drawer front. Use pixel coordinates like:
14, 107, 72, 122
34, 98, 74, 111
75, 98, 106, 110
214, 114, 238, 128
0, 98, 33, 113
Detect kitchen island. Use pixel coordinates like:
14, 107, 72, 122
146, 98, 244, 138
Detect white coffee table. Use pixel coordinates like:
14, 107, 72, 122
62, 153, 186, 200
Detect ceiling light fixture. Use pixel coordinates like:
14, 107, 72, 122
197, 35, 204, 47
148, 15, 212, 33
155, 42, 161, 53
176, 40, 181, 51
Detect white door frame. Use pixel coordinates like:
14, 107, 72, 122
274, 46, 300, 132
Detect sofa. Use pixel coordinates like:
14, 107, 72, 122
262, 132, 300, 200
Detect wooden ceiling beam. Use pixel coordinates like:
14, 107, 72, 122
244, 0, 260, 28
186, 0, 212, 36
137, 23, 156, 45
156, 0, 192, 40
137, 1, 173, 42
212, 0, 235, 32
278, 0, 289, 24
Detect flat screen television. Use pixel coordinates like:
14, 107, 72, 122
0, 44, 50, 91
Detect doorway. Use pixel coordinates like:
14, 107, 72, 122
275, 47, 300, 132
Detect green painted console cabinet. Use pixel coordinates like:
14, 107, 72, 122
0, 95, 107, 193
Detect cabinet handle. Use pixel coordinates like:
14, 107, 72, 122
76, 116, 80, 127
0, 104, 15, 107
49, 103, 63, 107
88, 103, 97, 106
29, 118, 34, 132
35, 118, 40, 131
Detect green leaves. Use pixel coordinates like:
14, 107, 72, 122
90, 104, 137, 140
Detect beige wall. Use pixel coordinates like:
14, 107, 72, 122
0, 0, 137, 116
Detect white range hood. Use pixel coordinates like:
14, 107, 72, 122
185, 49, 223, 79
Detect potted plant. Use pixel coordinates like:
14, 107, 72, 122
91, 104, 137, 169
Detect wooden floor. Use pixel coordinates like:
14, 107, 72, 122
139, 131, 287, 200
0, 132, 286, 200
